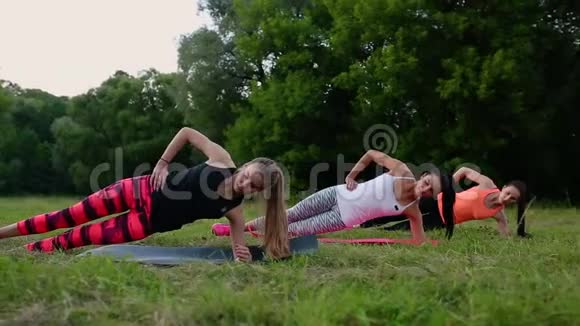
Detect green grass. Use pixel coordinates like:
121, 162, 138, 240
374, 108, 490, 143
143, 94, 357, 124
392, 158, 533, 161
0, 197, 579, 325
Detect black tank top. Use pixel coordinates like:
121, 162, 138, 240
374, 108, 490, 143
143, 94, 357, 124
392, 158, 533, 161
150, 163, 243, 232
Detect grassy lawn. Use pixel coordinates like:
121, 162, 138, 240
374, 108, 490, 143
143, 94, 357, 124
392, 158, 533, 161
0, 197, 579, 325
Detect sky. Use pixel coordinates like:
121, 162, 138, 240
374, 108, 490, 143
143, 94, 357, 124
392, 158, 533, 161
0, 0, 212, 97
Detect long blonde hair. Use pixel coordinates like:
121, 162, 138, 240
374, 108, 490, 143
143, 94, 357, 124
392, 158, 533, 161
244, 158, 290, 259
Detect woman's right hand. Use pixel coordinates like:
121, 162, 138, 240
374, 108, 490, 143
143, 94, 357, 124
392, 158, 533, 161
150, 159, 169, 191
234, 244, 252, 262
345, 176, 358, 191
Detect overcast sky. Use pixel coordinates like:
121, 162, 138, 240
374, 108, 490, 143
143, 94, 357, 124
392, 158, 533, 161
0, 0, 211, 96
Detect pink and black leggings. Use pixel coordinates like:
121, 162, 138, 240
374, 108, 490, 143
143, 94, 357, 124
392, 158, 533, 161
17, 176, 154, 252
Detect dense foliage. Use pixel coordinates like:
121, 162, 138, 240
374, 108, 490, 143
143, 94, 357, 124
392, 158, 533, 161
1, 0, 578, 203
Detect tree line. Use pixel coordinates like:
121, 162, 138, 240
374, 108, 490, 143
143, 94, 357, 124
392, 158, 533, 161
1, 0, 579, 204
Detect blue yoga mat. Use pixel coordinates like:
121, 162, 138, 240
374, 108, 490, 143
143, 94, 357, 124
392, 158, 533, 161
78, 235, 318, 265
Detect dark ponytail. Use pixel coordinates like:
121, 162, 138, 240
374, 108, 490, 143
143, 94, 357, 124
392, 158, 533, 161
506, 180, 528, 237
440, 173, 456, 239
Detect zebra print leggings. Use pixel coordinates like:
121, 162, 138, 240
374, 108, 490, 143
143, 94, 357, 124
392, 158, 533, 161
247, 186, 346, 237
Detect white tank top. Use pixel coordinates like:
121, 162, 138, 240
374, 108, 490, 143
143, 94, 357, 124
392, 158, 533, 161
336, 174, 417, 227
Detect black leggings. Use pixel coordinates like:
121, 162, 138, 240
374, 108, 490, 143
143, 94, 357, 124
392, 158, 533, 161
361, 197, 445, 231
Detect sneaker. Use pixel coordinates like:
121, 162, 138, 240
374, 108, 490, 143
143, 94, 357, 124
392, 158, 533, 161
211, 223, 231, 236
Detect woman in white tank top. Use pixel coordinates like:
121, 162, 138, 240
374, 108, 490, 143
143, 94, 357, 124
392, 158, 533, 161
213, 150, 457, 244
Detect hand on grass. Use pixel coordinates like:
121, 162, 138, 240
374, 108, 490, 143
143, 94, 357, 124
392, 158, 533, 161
234, 244, 252, 263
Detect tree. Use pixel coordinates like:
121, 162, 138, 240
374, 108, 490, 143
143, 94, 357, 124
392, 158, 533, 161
176, 0, 261, 146
177, 28, 249, 145
52, 70, 186, 193
0, 84, 71, 194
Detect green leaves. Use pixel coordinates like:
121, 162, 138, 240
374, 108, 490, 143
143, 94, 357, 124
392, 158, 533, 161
0, 0, 578, 201
53, 71, 186, 192
173, 0, 580, 200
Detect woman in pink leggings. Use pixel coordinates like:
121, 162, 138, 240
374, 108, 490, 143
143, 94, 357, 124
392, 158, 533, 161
0, 127, 289, 261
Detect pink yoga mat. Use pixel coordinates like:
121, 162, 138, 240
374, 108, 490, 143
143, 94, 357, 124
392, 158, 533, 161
317, 238, 439, 246
226, 227, 439, 246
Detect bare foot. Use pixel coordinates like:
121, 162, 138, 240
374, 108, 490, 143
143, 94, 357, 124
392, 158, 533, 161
0, 223, 22, 239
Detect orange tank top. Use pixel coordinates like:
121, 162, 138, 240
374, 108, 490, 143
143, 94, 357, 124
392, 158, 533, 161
437, 187, 503, 224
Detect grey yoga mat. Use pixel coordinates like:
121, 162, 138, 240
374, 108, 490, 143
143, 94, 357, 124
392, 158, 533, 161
77, 235, 319, 265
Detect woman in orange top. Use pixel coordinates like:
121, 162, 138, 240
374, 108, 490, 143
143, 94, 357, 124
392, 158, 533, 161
362, 167, 529, 237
